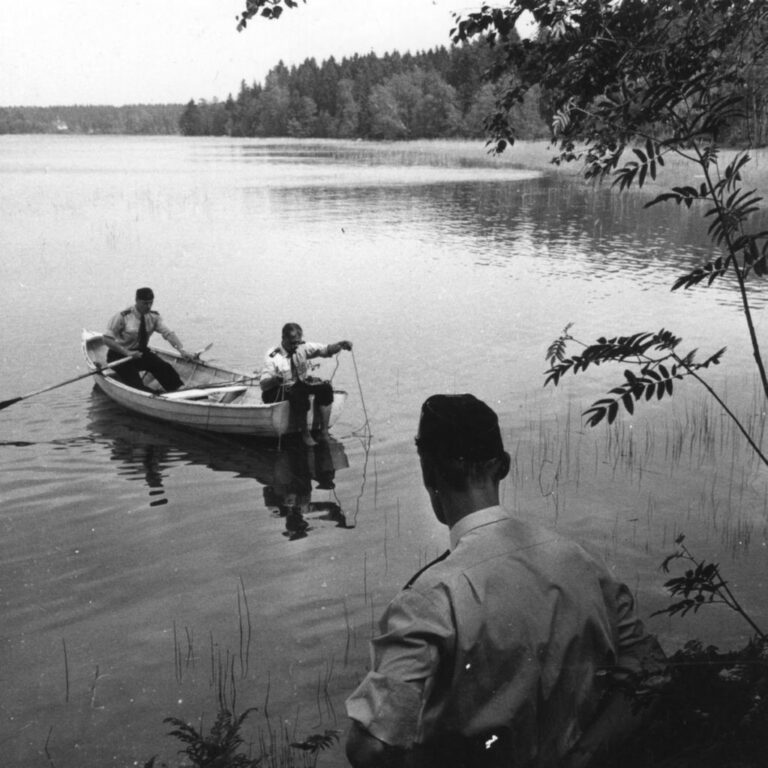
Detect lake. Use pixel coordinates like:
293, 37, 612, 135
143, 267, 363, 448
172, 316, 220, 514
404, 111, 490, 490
1, 135, 767, 767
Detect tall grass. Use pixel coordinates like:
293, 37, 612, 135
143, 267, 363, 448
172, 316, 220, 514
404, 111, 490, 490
500, 376, 768, 561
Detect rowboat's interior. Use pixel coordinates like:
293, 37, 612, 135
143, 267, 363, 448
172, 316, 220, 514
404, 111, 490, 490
85, 335, 263, 405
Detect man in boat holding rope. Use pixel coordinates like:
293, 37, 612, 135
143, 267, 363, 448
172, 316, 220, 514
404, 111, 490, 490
260, 322, 352, 446
345, 394, 666, 768
103, 287, 195, 392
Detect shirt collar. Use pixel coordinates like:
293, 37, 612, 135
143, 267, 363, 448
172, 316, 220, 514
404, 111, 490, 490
449, 505, 509, 549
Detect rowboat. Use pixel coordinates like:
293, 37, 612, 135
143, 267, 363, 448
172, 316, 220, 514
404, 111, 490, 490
81, 330, 347, 438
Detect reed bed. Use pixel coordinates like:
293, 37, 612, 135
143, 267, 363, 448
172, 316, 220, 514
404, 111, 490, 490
271, 136, 575, 173
284, 138, 768, 191
498, 377, 768, 561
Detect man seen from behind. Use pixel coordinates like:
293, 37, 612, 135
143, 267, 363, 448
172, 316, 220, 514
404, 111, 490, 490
345, 394, 666, 768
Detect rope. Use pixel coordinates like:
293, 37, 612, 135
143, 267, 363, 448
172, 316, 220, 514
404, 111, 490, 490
350, 348, 372, 438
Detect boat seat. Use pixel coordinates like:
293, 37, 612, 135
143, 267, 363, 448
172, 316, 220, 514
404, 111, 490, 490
161, 386, 248, 401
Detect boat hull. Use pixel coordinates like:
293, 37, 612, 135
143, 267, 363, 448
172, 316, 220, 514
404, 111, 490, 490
82, 331, 346, 438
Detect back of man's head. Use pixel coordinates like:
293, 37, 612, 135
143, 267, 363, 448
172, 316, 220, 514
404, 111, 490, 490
416, 394, 506, 490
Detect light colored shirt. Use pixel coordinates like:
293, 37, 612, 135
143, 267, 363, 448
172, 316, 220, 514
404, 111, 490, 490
106, 306, 181, 351
345, 506, 660, 765
260, 341, 331, 386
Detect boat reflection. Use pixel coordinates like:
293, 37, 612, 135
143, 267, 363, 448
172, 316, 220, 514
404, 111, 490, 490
86, 389, 352, 539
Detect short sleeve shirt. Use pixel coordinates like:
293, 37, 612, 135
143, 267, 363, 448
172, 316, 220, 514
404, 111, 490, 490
345, 506, 659, 765
260, 341, 329, 385
106, 306, 176, 350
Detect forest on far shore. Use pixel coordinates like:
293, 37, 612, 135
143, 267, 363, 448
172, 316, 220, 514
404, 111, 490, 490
0, 43, 550, 142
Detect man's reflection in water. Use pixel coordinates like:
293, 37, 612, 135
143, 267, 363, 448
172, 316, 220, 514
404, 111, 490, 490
89, 392, 353, 525
110, 440, 169, 506
263, 440, 350, 540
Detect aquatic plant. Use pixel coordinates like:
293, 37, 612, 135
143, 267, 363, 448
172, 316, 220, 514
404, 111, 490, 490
143, 706, 340, 768
151, 708, 259, 768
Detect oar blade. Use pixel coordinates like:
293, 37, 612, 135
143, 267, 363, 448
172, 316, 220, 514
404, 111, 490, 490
0, 396, 23, 411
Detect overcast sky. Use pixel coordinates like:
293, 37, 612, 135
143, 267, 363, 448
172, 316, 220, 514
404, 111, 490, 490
0, 0, 479, 107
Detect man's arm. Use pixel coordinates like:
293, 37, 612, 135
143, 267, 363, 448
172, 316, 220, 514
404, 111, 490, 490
259, 353, 284, 392
345, 589, 450, 767
346, 721, 405, 768
306, 340, 353, 358
327, 340, 352, 355
104, 314, 140, 359
153, 314, 194, 359
102, 335, 140, 359
259, 371, 284, 392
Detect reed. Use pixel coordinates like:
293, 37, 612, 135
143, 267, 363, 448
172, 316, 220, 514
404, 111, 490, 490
61, 638, 69, 703
342, 597, 353, 667
89, 665, 103, 710
44, 726, 55, 768
237, 576, 252, 679
172, 621, 182, 684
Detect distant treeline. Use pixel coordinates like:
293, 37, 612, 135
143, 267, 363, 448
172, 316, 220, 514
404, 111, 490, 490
179, 43, 550, 141
4, 39, 767, 144
0, 43, 549, 141
0, 104, 184, 135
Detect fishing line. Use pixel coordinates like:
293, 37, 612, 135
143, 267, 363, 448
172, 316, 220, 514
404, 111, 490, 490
350, 348, 371, 438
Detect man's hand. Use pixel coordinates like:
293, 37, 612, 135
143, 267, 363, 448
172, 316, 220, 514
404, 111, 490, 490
346, 722, 404, 768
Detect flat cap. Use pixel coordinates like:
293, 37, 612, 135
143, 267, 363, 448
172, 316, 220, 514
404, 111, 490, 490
135, 287, 154, 300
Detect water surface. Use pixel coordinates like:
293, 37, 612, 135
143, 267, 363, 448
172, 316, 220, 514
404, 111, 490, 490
1, 136, 767, 766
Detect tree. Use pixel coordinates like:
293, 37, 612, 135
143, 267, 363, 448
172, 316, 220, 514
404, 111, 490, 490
258, 83, 290, 135
410, 70, 463, 138
452, 0, 768, 465
335, 77, 360, 138
368, 82, 408, 139
179, 100, 204, 136
367, 69, 462, 140
286, 93, 318, 137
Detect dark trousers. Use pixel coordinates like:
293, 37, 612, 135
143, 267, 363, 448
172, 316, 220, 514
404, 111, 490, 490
107, 349, 184, 392
262, 380, 334, 411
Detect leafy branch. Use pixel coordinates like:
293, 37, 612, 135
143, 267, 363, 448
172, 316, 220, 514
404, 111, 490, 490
545, 323, 768, 465
236, 0, 304, 29
653, 534, 767, 641
545, 326, 719, 417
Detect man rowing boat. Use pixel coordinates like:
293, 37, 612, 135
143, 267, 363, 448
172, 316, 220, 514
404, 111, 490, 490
103, 287, 195, 392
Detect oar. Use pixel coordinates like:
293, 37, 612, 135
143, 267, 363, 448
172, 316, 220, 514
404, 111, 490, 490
0, 355, 134, 412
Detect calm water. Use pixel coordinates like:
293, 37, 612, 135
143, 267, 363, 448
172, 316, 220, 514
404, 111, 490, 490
2, 135, 768, 767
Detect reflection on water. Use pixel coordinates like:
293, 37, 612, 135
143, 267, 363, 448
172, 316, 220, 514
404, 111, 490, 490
85, 390, 354, 538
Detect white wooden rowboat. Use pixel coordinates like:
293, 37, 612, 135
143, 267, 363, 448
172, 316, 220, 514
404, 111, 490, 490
81, 330, 347, 438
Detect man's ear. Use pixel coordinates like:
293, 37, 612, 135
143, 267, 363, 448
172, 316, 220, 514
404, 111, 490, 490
419, 454, 439, 491
493, 452, 511, 482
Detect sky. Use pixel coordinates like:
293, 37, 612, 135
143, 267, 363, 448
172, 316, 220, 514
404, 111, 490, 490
0, 0, 481, 107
